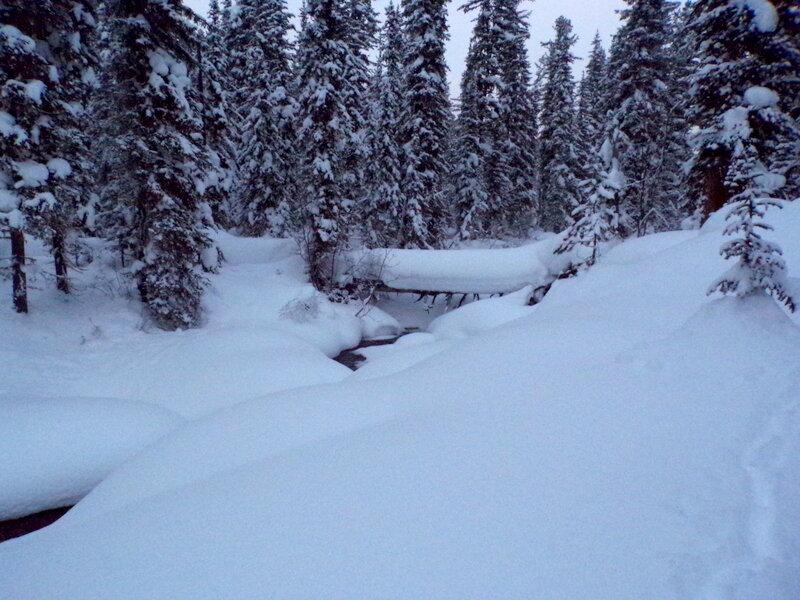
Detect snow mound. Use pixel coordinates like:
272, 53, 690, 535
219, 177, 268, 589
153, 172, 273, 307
2, 204, 800, 599
428, 285, 534, 339
341, 234, 575, 294
0, 395, 184, 520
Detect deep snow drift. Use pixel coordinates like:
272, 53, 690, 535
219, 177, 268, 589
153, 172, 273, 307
1, 204, 800, 600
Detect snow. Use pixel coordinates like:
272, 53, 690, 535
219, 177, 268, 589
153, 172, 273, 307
12, 160, 50, 187
46, 158, 72, 178
734, 0, 780, 32
743, 85, 780, 108
0, 232, 367, 518
0, 395, 184, 521
342, 233, 576, 294
2, 205, 800, 599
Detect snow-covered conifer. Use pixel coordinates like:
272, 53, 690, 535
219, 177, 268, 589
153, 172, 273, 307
96, 0, 217, 330
398, 0, 453, 248
1, 0, 99, 307
538, 16, 581, 233
452, 0, 505, 239
294, 0, 352, 290
227, 0, 296, 236
707, 94, 796, 311
557, 137, 623, 268
363, 2, 405, 247
686, 0, 795, 220
576, 33, 607, 153
604, 0, 685, 235
686, 0, 797, 309
494, 0, 538, 235
453, 0, 537, 239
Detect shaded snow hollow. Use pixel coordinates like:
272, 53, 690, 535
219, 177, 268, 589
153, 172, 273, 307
1, 202, 799, 599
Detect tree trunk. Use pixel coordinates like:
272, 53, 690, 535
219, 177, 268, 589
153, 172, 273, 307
702, 161, 728, 224
10, 227, 28, 313
53, 231, 70, 294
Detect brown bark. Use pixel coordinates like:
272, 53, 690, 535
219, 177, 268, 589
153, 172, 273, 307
10, 227, 28, 313
702, 162, 729, 224
53, 231, 70, 294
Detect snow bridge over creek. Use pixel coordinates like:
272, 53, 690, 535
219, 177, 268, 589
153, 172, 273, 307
339, 233, 579, 305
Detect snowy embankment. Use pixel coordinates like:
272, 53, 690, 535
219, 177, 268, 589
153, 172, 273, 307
0, 232, 383, 520
2, 203, 800, 599
341, 232, 577, 294
0, 396, 183, 521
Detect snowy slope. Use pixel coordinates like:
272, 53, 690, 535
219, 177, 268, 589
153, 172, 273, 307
0, 232, 363, 518
1, 203, 799, 599
0, 233, 360, 420
0, 395, 183, 520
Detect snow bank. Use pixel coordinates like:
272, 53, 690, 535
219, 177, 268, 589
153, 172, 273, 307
0, 395, 183, 520
428, 285, 534, 339
2, 205, 800, 599
0, 233, 361, 419
342, 233, 575, 294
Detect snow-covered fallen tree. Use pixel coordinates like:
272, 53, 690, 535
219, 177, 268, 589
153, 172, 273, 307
338, 233, 580, 295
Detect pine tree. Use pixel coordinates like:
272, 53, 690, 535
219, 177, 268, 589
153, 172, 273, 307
452, 0, 536, 239
363, 2, 405, 247
96, 0, 217, 330
686, 0, 794, 220
707, 92, 795, 311
604, 0, 685, 236
452, 0, 504, 239
576, 33, 607, 153
538, 16, 582, 233
770, 0, 800, 199
227, 0, 296, 236
294, 0, 353, 290
199, 0, 236, 229
494, 0, 538, 235
557, 137, 623, 268
1, 0, 99, 310
399, 0, 453, 248
339, 0, 377, 233
686, 1, 797, 309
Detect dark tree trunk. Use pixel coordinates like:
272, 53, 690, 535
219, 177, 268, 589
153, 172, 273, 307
10, 227, 28, 313
53, 231, 70, 294
702, 161, 728, 224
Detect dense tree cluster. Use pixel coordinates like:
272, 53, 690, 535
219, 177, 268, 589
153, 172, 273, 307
1, 0, 797, 324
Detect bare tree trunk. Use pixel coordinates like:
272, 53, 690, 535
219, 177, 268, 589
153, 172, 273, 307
702, 161, 728, 224
53, 231, 70, 294
10, 227, 28, 313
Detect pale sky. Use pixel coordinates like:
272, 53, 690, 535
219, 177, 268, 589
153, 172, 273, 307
185, 0, 628, 97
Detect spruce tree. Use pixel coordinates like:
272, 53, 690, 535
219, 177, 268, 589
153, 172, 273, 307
707, 90, 796, 311
604, 0, 685, 235
363, 2, 405, 247
340, 0, 377, 230
1, 0, 99, 309
452, 0, 505, 239
399, 0, 453, 248
557, 137, 623, 269
96, 0, 217, 330
294, 0, 352, 290
686, 1, 796, 309
576, 33, 607, 154
494, 0, 537, 234
200, 0, 236, 229
538, 16, 581, 233
686, 0, 793, 220
227, 0, 296, 236
452, 0, 536, 239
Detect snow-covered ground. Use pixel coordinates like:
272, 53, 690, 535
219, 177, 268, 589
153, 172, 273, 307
1, 204, 800, 599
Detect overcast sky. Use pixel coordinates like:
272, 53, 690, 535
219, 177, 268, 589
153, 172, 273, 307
185, 0, 628, 97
